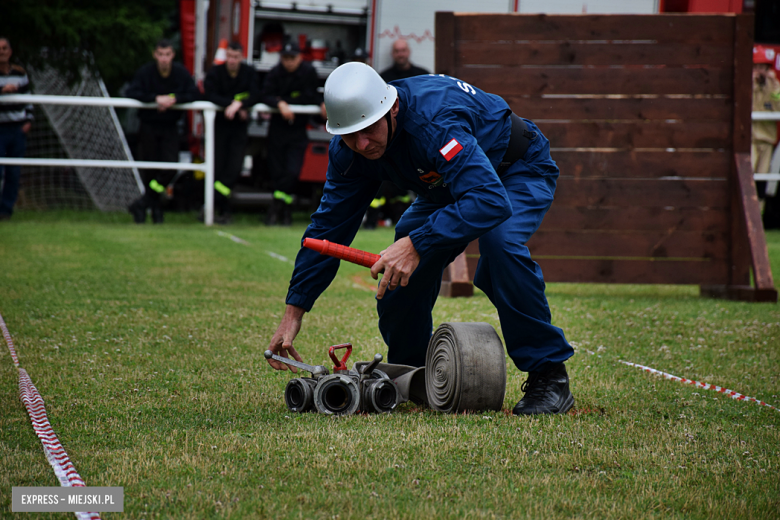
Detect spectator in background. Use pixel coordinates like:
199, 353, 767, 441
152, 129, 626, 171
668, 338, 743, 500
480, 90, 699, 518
260, 42, 326, 226
0, 37, 32, 221
204, 41, 260, 224
379, 39, 429, 83
126, 39, 200, 224
752, 45, 780, 229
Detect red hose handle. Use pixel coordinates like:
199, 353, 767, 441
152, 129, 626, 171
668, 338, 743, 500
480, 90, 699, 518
328, 343, 353, 371
303, 238, 381, 269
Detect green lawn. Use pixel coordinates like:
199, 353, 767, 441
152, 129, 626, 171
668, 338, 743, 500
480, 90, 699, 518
1, 211, 779, 519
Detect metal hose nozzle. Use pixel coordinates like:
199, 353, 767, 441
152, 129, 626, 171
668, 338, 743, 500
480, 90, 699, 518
313, 374, 361, 415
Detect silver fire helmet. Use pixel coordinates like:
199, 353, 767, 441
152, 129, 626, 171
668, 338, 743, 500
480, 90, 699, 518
324, 62, 397, 135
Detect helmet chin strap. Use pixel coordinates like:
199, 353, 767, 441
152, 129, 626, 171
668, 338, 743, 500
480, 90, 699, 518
383, 108, 395, 150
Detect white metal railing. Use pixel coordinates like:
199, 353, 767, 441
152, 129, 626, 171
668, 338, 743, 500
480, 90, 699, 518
0, 94, 321, 225
751, 112, 780, 121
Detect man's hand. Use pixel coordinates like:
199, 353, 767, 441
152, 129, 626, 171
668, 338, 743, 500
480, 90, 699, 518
277, 100, 295, 122
21, 122, 31, 134
370, 236, 420, 299
267, 305, 306, 372
155, 94, 176, 111
1, 83, 18, 93
225, 99, 243, 120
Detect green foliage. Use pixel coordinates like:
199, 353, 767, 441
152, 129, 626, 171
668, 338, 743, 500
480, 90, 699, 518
1, 0, 177, 94
0, 214, 778, 518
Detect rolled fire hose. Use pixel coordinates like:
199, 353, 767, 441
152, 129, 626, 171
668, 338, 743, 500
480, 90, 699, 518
371, 322, 507, 413
425, 322, 506, 412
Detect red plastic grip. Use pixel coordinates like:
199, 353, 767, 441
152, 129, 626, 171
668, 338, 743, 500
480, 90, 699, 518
328, 343, 353, 371
303, 238, 381, 269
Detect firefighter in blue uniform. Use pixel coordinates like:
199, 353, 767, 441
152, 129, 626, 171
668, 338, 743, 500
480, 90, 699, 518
267, 63, 575, 415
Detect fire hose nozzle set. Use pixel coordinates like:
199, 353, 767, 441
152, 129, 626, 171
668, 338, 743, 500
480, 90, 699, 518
264, 344, 400, 415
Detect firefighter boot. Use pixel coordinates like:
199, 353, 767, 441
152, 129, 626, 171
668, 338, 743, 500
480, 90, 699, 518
151, 205, 164, 224
265, 199, 280, 226
512, 363, 574, 416
128, 198, 146, 224
281, 202, 292, 226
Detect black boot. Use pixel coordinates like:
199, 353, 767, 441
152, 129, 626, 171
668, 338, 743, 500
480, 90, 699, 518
281, 203, 292, 226
151, 206, 164, 224
215, 211, 233, 225
128, 198, 146, 224
512, 363, 574, 416
265, 199, 280, 226
364, 207, 380, 229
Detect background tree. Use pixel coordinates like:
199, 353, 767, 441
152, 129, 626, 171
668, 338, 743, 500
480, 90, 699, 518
1, 0, 179, 94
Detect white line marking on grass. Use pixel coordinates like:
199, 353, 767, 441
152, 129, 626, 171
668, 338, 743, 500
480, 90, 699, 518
266, 251, 293, 264
620, 360, 778, 413
216, 230, 250, 245
0, 313, 101, 520
214, 231, 294, 264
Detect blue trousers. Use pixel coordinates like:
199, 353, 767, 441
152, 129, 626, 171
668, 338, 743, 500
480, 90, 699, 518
0, 124, 26, 216
377, 124, 573, 373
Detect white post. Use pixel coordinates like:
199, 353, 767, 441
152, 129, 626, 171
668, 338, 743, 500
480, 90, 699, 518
203, 108, 216, 226
246, 1, 255, 65
195, 0, 207, 83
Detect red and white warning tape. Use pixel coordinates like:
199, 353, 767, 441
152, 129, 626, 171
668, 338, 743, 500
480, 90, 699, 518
1, 312, 101, 520
620, 360, 779, 413
0, 313, 19, 367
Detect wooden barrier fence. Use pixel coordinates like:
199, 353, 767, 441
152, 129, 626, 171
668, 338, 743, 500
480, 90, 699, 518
436, 13, 776, 303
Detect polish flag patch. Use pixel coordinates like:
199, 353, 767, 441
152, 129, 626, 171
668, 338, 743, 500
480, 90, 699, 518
439, 138, 463, 161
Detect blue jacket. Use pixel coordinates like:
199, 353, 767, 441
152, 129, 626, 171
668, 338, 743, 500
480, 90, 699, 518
286, 74, 522, 311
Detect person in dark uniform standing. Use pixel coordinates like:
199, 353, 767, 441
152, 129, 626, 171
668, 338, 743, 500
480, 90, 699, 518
267, 63, 575, 416
204, 41, 260, 224
260, 42, 326, 225
379, 39, 429, 82
126, 39, 200, 224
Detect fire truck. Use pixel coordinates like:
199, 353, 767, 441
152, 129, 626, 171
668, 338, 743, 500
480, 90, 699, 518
175, 0, 749, 207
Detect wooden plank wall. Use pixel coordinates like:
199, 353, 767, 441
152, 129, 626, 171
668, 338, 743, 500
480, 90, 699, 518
437, 13, 741, 286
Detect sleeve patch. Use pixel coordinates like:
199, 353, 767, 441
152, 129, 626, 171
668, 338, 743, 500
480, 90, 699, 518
439, 139, 463, 161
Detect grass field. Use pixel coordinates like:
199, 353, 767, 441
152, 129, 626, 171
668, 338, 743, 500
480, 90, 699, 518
1, 210, 779, 519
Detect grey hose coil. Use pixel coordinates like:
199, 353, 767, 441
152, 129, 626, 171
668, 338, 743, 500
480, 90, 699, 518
424, 322, 506, 413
